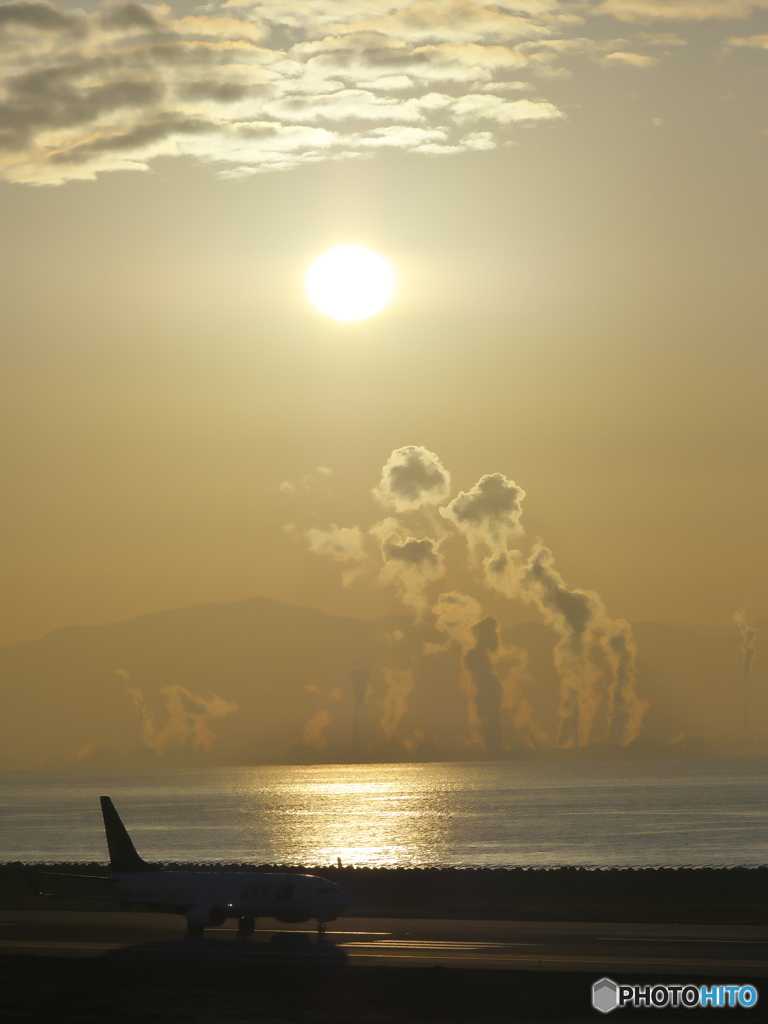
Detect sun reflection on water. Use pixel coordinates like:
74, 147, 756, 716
5, 759, 768, 866
233, 763, 456, 867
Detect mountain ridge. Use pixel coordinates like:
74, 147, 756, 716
0, 596, 763, 769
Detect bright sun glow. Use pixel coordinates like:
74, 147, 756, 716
305, 245, 397, 322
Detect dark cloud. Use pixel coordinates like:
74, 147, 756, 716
99, 2, 164, 33
0, 1, 85, 35
50, 115, 211, 164
177, 81, 250, 102
0, 69, 166, 152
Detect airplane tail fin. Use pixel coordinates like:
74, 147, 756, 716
100, 796, 153, 873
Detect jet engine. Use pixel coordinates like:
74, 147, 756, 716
185, 904, 227, 932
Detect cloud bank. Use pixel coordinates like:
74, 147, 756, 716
3, 0, 757, 183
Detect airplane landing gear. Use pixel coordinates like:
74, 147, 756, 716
237, 915, 256, 938
317, 920, 326, 937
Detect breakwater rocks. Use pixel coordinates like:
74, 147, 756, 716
3, 863, 767, 924
276, 864, 767, 924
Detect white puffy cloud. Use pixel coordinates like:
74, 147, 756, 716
450, 92, 563, 121
599, 49, 660, 66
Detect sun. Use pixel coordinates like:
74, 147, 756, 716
305, 245, 397, 322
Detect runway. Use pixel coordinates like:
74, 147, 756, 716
1, 911, 767, 975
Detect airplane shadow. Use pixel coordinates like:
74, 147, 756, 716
104, 930, 348, 966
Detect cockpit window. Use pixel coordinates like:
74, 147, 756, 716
316, 885, 337, 893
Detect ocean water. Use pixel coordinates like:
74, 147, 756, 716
1, 759, 768, 869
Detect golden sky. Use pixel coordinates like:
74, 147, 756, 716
1, 0, 766, 646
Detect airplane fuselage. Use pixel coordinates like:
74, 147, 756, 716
110, 870, 347, 925
34, 797, 349, 936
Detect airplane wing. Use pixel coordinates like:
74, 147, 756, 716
31, 889, 124, 902
26, 874, 185, 909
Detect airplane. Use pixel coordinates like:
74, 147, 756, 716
32, 796, 349, 938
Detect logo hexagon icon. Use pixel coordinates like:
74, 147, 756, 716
592, 977, 619, 1014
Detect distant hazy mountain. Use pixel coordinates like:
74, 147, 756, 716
0, 597, 764, 768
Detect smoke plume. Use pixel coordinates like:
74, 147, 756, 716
432, 591, 485, 743
305, 524, 365, 562
499, 645, 549, 750
374, 445, 451, 512
349, 660, 371, 748
117, 670, 238, 755
302, 709, 330, 748
734, 608, 757, 684
463, 617, 504, 753
431, 592, 544, 749
518, 545, 604, 747
350, 662, 372, 710
375, 522, 446, 613
305, 525, 366, 584
433, 590, 484, 649
441, 472, 526, 555
601, 618, 648, 746
517, 544, 647, 747
300, 445, 649, 751
381, 668, 415, 741
305, 685, 343, 700
280, 466, 332, 495
734, 608, 757, 739
68, 740, 98, 763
